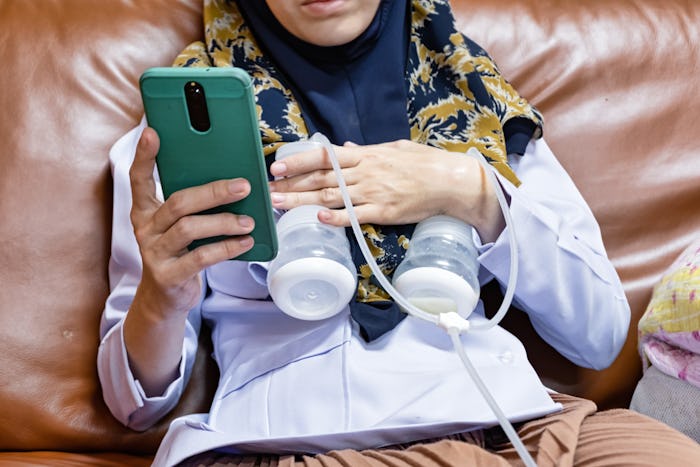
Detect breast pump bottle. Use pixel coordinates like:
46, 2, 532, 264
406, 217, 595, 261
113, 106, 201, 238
392, 215, 480, 318
266, 141, 358, 321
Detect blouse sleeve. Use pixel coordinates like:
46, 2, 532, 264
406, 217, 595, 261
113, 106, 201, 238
478, 137, 631, 370
96, 119, 204, 431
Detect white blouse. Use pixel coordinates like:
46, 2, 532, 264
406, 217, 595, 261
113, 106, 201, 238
98, 121, 630, 467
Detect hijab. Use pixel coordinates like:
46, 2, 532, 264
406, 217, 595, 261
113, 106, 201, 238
174, 0, 543, 341
236, 0, 410, 146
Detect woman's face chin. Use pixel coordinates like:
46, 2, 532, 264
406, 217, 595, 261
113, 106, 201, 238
265, 0, 382, 47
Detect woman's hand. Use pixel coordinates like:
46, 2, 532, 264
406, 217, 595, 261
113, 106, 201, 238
130, 127, 256, 316
124, 127, 255, 395
269, 139, 505, 242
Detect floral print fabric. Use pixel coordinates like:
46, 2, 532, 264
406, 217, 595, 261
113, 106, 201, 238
639, 238, 700, 388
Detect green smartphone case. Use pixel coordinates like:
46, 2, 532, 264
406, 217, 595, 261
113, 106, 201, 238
140, 67, 278, 261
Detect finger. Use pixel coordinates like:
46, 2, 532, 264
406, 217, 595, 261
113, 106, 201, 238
317, 208, 347, 226
170, 235, 255, 282
269, 146, 325, 178
270, 145, 358, 178
269, 167, 358, 194
156, 212, 255, 255
129, 127, 161, 216
270, 185, 361, 211
152, 178, 251, 234
317, 205, 380, 227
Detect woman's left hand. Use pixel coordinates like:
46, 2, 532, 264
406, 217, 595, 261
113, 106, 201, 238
268, 139, 505, 242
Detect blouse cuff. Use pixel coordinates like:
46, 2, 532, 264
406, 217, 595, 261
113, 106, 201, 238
97, 320, 188, 431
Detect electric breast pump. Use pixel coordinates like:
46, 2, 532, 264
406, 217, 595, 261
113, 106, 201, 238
269, 135, 519, 330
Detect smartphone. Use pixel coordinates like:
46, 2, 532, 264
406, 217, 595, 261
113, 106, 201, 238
139, 67, 278, 261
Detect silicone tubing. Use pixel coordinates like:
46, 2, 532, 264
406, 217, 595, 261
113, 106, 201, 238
447, 328, 537, 467
466, 147, 519, 331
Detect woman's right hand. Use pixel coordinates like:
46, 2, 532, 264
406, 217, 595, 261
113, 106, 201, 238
129, 127, 256, 317
124, 127, 255, 395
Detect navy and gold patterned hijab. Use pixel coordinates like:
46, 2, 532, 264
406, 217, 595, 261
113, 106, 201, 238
174, 0, 543, 341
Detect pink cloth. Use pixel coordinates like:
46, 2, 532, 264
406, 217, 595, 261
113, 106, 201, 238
638, 238, 700, 389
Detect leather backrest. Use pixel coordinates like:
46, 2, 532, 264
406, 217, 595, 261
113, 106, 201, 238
0, 0, 213, 452
454, 0, 700, 407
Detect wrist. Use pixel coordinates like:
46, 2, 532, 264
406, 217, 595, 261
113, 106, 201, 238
136, 271, 202, 320
445, 155, 505, 243
123, 286, 190, 396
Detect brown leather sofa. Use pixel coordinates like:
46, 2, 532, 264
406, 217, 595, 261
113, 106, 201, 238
1, 0, 698, 465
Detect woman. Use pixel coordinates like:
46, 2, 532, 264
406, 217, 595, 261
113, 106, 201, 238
98, 0, 700, 465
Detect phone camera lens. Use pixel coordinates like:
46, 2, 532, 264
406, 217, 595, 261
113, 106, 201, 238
188, 82, 202, 95
184, 81, 211, 132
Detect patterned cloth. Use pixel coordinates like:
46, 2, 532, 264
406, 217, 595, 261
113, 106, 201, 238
173, 0, 543, 340
638, 237, 700, 388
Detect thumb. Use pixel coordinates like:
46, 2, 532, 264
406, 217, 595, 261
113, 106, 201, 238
129, 126, 161, 217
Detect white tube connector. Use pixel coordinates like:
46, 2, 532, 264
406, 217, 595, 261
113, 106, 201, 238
437, 311, 471, 334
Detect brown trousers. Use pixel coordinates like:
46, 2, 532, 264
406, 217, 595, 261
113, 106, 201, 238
178, 393, 700, 467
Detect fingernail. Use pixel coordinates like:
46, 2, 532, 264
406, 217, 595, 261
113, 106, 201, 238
239, 215, 253, 228
270, 193, 285, 204
229, 179, 248, 194
239, 237, 254, 248
270, 162, 287, 176
318, 210, 332, 221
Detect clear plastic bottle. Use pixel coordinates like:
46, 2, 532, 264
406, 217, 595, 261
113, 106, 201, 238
267, 141, 357, 320
392, 215, 480, 318
267, 205, 357, 320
